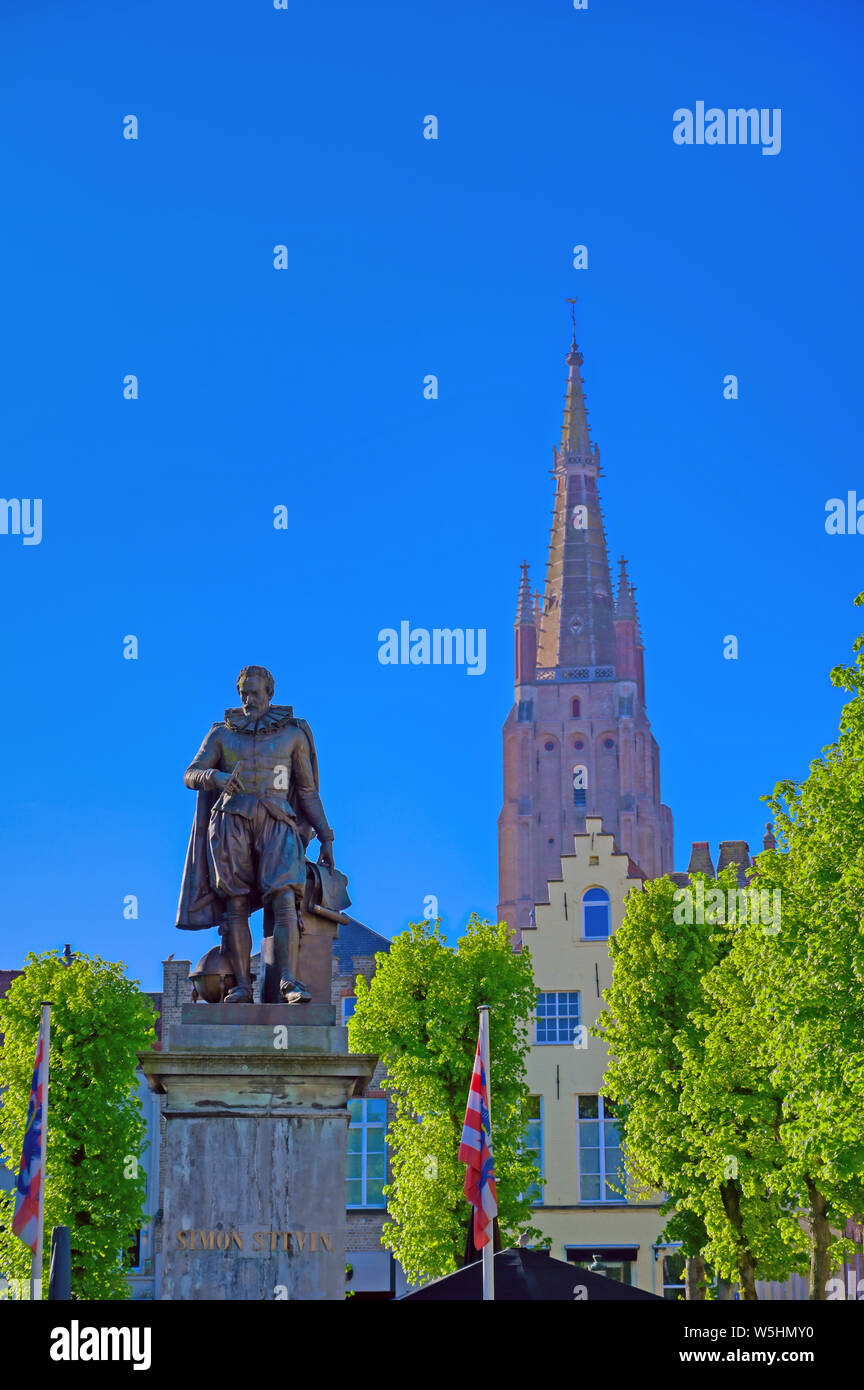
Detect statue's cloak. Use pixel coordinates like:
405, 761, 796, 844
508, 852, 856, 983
175, 709, 349, 931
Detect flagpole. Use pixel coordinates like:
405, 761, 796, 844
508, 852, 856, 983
32, 1002, 50, 1301
478, 1004, 494, 1303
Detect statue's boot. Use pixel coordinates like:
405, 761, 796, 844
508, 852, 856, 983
272, 890, 310, 1004
225, 984, 253, 1003
223, 897, 253, 1003
279, 975, 311, 1005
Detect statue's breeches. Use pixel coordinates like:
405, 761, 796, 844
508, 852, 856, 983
207, 803, 305, 901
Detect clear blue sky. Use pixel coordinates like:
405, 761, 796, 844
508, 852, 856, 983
1, 0, 862, 990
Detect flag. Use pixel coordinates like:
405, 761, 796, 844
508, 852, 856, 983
12, 1018, 46, 1253
458, 1021, 497, 1249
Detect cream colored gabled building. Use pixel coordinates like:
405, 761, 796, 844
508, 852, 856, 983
522, 817, 675, 1296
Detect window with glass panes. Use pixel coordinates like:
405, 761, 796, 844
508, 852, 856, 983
576, 1094, 626, 1202
346, 1098, 387, 1208
659, 1246, 686, 1299
341, 996, 356, 1024
582, 887, 611, 940
535, 991, 581, 1044
525, 1096, 543, 1202
567, 1249, 636, 1286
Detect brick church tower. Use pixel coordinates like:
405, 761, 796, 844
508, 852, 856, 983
497, 330, 674, 940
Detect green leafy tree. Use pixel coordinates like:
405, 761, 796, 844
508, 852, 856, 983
597, 868, 811, 1299
347, 915, 543, 1284
746, 594, 864, 1296
0, 949, 158, 1300
598, 598, 864, 1298
681, 898, 862, 1300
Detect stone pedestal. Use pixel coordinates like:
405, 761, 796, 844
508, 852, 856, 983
140, 1007, 376, 1301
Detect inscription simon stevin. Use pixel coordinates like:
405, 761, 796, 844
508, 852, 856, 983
176, 1229, 333, 1253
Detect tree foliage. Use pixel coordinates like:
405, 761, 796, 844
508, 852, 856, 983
0, 950, 158, 1300
347, 915, 543, 1284
597, 598, 864, 1298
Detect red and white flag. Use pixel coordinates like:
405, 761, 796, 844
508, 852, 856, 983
12, 1015, 47, 1253
458, 1012, 498, 1249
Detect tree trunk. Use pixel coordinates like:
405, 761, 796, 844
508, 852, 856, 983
716, 1279, 736, 1300
720, 1178, 759, 1299
685, 1255, 708, 1300
806, 1179, 831, 1300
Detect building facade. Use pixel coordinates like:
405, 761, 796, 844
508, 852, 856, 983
498, 333, 673, 945
523, 817, 674, 1294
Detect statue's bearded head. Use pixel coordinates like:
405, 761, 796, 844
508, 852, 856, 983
237, 666, 275, 719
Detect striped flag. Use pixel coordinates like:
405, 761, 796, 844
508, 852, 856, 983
12, 1017, 47, 1253
458, 1014, 498, 1249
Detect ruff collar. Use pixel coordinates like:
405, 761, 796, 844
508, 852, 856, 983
223, 703, 295, 734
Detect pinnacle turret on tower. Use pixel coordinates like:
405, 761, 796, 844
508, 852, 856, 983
514, 560, 537, 686
615, 556, 638, 620
516, 560, 533, 623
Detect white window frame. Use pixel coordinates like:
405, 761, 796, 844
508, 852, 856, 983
582, 887, 611, 941
341, 995, 356, 1024
654, 1242, 686, 1299
346, 1097, 387, 1210
576, 1094, 627, 1204
534, 990, 581, 1045
525, 1095, 544, 1205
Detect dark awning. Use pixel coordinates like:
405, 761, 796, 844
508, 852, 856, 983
398, 1246, 662, 1301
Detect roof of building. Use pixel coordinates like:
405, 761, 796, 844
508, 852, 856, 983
0, 970, 23, 1046
681, 838, 761, 886
0, 969, 22, 999
334, 917, 392, 973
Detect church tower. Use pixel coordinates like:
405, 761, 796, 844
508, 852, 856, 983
497, 330, 674, 941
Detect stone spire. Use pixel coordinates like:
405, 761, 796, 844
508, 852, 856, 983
560, 338, 592, 459
537, 335, 616, 672
496, 315, 675, 939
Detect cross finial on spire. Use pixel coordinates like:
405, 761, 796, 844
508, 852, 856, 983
560, 306, 589, 451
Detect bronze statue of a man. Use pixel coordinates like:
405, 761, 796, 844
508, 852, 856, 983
176, 666, 336, 1004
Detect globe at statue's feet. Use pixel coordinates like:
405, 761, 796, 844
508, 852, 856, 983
280, 976, 311, 1004
224, 985, 253, 1004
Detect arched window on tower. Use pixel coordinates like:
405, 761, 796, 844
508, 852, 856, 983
571, 698, 581, 718
582, 887, 611, 941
